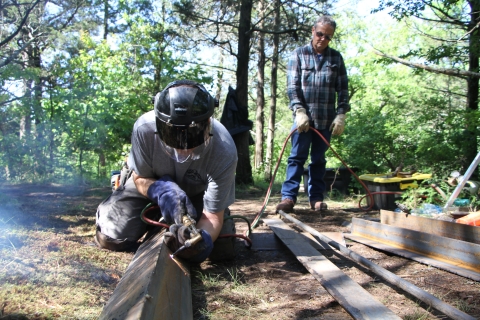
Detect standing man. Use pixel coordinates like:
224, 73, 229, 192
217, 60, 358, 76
95, 80, 238, 263
276, 15, 350, 213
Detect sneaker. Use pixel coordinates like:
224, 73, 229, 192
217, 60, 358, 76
310, 201, 328, 211
276, 198, 295, 213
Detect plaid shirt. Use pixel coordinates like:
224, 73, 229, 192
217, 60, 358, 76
287, 43, 350, 130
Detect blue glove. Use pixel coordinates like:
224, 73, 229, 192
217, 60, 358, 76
147, 175, 197, 225
164, 224, 213, 263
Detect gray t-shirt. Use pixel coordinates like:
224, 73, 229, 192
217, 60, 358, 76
128, 111, 237, 213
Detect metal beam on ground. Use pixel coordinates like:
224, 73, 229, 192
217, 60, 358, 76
264, 217, 401, 320
99, 232, 193, 320
346, 217, 480, 278
278, 211, 476, 320
250, 230, 344, 251
380, 210, 480, 244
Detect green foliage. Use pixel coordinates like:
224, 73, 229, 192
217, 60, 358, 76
0, 17, 212, 182
400, 176, 480, 211
330, 9, 475, 181
1, 0, 479, 189
400, 180, 450, 209
374, 0, 427, 19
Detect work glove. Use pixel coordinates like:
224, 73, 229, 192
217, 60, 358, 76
146, 175, 197, 225
329, 114, 346, 136
295, 108, 310, 133
164, 224, 213, 263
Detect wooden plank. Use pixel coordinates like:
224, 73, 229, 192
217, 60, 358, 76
99, 232, 192, 320
264, 218, 401, 320
348, 218, 480, 277
380, 210, 480, 244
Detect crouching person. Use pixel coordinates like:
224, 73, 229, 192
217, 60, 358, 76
95, 80, 238, 263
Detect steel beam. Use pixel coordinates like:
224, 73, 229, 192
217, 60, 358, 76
264, 218, 401, 320
279, 211, 476, 320
346, 218, 480, 279
380, 210, 480, 244
99, 232, 192, 320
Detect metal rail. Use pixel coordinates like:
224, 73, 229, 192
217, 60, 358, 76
279, 211, 476, 320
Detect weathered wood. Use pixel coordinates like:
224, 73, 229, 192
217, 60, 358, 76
349, 217, 480, 274
99, 232, 192, 320
380, 210, 480, 244
264, 218, 401, 320
279, 211, 477, 320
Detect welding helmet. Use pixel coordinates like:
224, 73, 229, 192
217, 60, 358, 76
154, 80, 216, 162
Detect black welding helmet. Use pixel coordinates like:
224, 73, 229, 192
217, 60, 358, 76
154, 80, 216, 161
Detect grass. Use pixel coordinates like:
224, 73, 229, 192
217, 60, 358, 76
402, 311, 430, 320
456, 298, 474, 313
193, 265, 270, 319
194, 270, 222, 289
0, 227, 131, 319
226, 267, 244, 288
0, 185, 133, 319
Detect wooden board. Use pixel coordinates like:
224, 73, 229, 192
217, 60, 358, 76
99, 232, 192, 320
380, 210, 480, 244
264, 218, 401, 320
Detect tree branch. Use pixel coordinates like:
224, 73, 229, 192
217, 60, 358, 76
373, 49, 480, 79
176, 59, 236, 73
0, 0, 43, 48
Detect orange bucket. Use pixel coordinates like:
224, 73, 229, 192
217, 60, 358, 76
456, 211, 480, 226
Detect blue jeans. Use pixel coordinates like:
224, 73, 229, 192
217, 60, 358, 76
281, 126, 332, 203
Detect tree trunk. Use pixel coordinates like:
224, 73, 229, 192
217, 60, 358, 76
265, 0, 280, 182
103, 0, 109, 40
99, 152, 106, 177
30, 42, 45, 176
20, 51, 31, 139
234, 0, 253, 185
254, 0, 265, 170
463, 0, 480, 175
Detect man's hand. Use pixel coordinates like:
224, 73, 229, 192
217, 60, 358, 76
147, 175, 197, 225
329, 114, 346, 135
295, 108, 310, 133
164, 224, 213, 263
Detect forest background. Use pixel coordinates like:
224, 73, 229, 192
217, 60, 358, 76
1, 0, 479, 189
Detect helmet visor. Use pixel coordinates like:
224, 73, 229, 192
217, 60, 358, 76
158, 120, 214, 163
157, 118, 211, 149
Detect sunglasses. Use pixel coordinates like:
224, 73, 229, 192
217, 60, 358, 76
314, 30, 333, 41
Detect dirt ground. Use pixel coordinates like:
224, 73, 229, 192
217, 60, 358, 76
0, 183, 479, 320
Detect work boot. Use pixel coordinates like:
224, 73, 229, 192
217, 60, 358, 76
310, 201, 328, 212
276, 198, 295, 213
